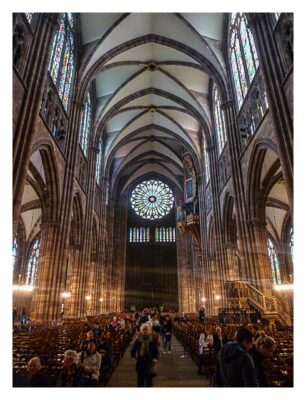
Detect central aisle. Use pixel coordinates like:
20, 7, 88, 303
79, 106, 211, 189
107, 335, 211, 387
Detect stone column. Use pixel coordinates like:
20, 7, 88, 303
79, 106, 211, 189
198, 170, 214, 315
206, 144, 227, 305
66, 244, 82, 317
176, 230, 196, 313
222, 101, 258, 285
97, 176, 108, 313
111, 193, 128, 311
248, 218, 273, 295
13, 14, 58, 237
31, 220, 60, 321
248, 14, 293, 211
225, 242, 240, 281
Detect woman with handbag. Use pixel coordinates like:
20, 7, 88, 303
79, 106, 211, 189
131, 323, 159, 387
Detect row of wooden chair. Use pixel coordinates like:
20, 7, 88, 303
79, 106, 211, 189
13, 317, 135, 387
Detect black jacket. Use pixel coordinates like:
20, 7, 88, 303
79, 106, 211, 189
27, 371, 49, 387
213, 333, 228, 353
216, 342, 259, 387
131, 335, 159, 373
249, 346, 270, 387
57, 364, 83, 387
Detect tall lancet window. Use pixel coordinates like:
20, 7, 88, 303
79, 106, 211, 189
96, 140, 102, 184
12, 238, 17, 272
25, 13, 34, 25
289, 226, 294, 263
26, 238, 40, 286
48, 13, 75, 111
203, 135, 210, 184
79, 92, 92, 157
229, 13, 260, 109
213, 84, 227, 154
267, 238, 281, 285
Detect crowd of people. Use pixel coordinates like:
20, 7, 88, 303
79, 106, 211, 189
13, 306, 293, 388
176, 311, 293, 387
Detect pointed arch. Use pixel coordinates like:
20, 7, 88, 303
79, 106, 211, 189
223, 191, 237, 245
246, 139, 279, 220
30, 141, 61, 222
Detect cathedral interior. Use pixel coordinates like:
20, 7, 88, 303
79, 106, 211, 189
12, 11, 294, 388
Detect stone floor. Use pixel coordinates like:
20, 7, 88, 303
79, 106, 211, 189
107, 335, 211, 387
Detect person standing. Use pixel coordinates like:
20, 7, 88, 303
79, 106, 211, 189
199, 306, 206, 324
213, 326, 227, 354
215, 326, 259, 387
198, 328, 213, 374
20, 307, 27, 325
151, 312, 162, 336
161, 314, 173, 354
131, 323, 159, 387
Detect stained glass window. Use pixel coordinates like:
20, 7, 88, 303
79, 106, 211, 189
203, 136, 210, 184
106, 182, 109, 206
130, 180, 174, 220
79, 92, 92, 156
25, 13, 33, 25
289, 227, 294, 262
213, 84, 227, 154
12, 238, 17, 272
229, 13, 260, 109
267, 238, 281, 285
26, 239, 40, 286
96, 140, 102, 184
48, 13, 75, 111
129, 227, 150, 243
155, 227, 176, 242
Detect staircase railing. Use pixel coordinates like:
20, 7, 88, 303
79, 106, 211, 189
225, 280, 283, 319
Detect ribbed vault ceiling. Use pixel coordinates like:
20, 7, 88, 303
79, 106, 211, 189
79, 13, 226, 195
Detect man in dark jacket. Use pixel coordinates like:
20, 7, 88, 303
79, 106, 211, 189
215, 326, 259, 387
131, 323, 159, 387
199, 307, 206, 324
213, 326, 227, 354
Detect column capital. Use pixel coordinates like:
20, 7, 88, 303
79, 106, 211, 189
221, 99, 235, 111
72, 99, 85, 110
92, 146, 100, 154
206, 144, 215, 153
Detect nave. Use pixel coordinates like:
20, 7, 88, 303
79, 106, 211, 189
12, 11, 294, 389
107, 335, 210, 387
